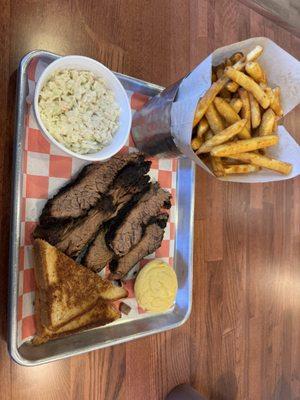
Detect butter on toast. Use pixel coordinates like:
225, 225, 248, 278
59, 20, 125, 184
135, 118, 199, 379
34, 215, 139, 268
33, 239, 126, 342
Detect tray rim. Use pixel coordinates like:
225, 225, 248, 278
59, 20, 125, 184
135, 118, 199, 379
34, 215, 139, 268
8, 50, 195, 366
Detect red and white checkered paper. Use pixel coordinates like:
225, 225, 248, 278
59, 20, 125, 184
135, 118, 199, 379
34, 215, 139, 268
17, 58, 177, 345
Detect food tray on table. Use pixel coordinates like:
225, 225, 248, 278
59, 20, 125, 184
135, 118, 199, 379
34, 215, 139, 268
8, 50, 195, 366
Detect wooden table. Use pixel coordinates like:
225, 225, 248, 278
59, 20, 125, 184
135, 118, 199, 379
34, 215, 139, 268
0, 1, 299, 399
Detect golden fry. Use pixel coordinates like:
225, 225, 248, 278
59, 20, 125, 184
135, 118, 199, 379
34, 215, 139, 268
230, 98, 243, 113
191, 137, 203, 151
224, 164, 260, 174
226, 81, 239, 93
215, 63, 224, 79
219, 87, 232, 99
205, 103, 225, 134
230, 52, 244, 64
223, 157, 247, 165
213, 97, 251, 139
197, 117, 209, 138
270, 87, 283, 116
193, 46, 262, 127
210, 135, 279, 157
258, 108, 276, 136
246, 45, 263, 61
224, 67, 270, 109
229, 152, 292, 175
245, 61, 267, 83
204, 130, 214, 141
249, 93, 261, 129
225, 58, 232, 67
238, 88, 251, 131
193, 76, 228, 127
196, 119, 247, 154
264, 87, 273, 105
210, 156, 225, 177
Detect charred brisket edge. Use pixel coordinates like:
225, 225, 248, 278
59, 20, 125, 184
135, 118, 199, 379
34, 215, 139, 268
35, 167, 151, 257
109, 212, 169, 274
39, 163, 96, 226
39, 154, 146, 226
83, 182, 151, 266
106, 184, 172, 249
79, 176, 151, 265
34, 159, 151, 242
35, 157, 150, 240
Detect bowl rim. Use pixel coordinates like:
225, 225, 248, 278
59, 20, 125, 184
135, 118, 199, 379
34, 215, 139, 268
33, 55, 132, 161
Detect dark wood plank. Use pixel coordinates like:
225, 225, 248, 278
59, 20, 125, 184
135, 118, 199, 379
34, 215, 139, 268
0, 1, 299, 399
239, 0, 300, 38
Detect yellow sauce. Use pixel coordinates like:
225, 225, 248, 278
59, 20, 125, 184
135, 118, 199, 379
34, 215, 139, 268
134, 260, 178, 312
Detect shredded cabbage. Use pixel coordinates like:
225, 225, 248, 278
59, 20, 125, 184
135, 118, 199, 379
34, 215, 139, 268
38, 69, 120, 154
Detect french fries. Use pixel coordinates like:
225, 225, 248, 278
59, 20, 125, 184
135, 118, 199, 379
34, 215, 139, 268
258, 108, 276, 136
210, 156, 225, 177
196, 119, 247, 154
191, 44, 291, 176
193, 76, 228, 127
226, 81, 239, 93
205, 103, 225, 134
246, 45, 263, 61
197, 117, 209, 138
193, 46, 262, 127
249, 93, 261, 129
210, 135, 279, 157
191, 137, 203, 151
230, 52, 244, 64
214, 97, 251, 139
219, 87, 232, 99
270, 87, 283, 116
245, 61, 266, 83
228, 152, 292, 175
204, 130, 214, 141
224, 67, 270, 109
216, 64, 225, 79
224, 58, 232, 67
238, 88, 251, 131
224, 164, 260, 175
230, 98, 243, 113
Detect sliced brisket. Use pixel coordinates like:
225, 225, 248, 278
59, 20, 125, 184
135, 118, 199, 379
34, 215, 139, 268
39, 153, 144, 224
55, 177, 149, 258
83, 229, 113, 272
107, 183, 171, 256
109, 214, 169, 280
34, 159, 151, 258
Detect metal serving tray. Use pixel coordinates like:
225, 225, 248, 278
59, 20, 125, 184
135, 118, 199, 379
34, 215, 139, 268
8, 50, 195, 366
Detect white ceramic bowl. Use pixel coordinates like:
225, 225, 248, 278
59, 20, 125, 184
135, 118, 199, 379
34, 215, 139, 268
33, 55, 132, 161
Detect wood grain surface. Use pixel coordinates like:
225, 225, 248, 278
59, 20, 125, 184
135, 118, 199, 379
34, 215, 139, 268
0, 1, 299, 399
240, 0, 300, 37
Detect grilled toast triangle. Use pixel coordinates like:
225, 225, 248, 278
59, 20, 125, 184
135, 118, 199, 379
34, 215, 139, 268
33, 239, 126, 341
33, 291, 120, 344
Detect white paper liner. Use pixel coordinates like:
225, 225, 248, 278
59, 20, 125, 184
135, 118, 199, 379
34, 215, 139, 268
171, 37, 300, 182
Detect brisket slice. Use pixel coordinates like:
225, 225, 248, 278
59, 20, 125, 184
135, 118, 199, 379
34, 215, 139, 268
107, 183, 171, 257
39, 153, 144, 224
81, 181, 152, 271
34, 160, 151, 258
83, 229, 113, 272
108, 214, 169, 280
55, 178, 149, 258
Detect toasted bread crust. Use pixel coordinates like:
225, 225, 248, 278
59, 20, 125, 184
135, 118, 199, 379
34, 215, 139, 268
33, 240, 125, 344
33, 299, 120, 345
